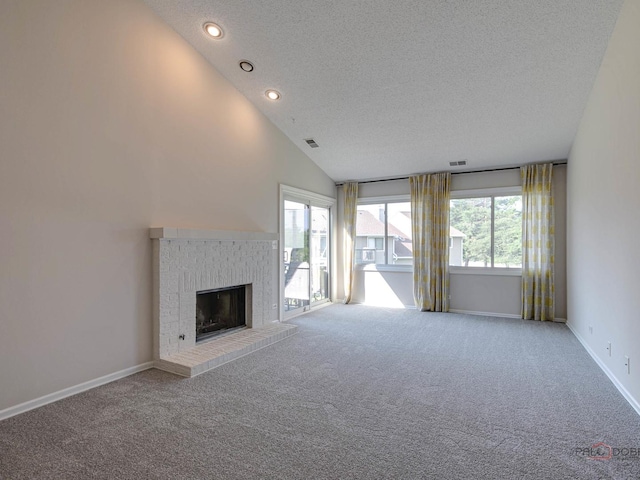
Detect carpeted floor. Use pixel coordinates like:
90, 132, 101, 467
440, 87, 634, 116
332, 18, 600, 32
1, 304, 639, 479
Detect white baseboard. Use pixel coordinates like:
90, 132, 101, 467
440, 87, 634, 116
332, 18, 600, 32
450, 309, 567, 323
449, 309, 521, 319
0, 362, 154, 421
567, 322, 640, 417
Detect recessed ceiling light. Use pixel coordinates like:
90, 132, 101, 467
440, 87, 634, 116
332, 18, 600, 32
239, 60, 254, 72
265, 90, 281, 101
203, 22, 223, 39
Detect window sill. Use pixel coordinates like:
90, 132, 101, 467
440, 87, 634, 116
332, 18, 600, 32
355, 264, 413, 273
354, 265, 522, 276
449, 267, 522, 277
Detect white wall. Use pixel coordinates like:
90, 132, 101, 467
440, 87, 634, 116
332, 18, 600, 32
567, 0, 640, 408
345, 167, 567, 318
0, 0, 335, 412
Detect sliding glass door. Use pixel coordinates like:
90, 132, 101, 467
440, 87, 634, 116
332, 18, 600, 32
284, 200, 310, 314
281, 186, 334, 319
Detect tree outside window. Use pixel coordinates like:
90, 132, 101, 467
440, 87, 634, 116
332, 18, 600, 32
450, 195, 522, 268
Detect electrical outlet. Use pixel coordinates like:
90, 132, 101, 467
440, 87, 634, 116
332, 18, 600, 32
272, 303, 277, 309
607, 342, 612, 356
624, 356, 630, 374
589, 326, 593, 334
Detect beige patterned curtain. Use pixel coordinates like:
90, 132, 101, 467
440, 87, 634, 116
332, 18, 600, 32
342, 182, 359, 304
521, 164, 555, 321
410, 173, 451, 312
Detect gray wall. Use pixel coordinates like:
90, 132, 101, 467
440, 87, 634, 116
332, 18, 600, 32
0, 0, 335, 411
345, 167, 567, 319
567, 0, 640, 408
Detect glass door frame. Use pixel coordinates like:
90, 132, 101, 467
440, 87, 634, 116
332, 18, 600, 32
279, 184, 336, 320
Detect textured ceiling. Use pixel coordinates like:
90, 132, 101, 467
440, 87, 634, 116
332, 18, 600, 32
143, 0, 624, 182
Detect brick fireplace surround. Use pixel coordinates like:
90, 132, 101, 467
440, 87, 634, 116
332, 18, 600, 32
150, 228, 297, 377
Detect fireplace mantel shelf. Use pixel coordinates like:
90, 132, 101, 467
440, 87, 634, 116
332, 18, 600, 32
150, 227, 278, 242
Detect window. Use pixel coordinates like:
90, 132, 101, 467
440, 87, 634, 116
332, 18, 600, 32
354, 189, 521, 271
449, 189, 522, 270
356, 201, 412, 266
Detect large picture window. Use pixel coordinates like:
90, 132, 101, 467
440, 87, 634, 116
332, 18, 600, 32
449, 189, 522, 270
356, 188, 521, 271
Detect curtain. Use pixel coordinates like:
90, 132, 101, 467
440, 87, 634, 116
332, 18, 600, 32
410, 172, 451, 312
521, 163, 555, 321
342, 182, 359, 304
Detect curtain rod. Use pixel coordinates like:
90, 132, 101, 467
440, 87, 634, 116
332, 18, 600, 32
334, 161, 567, 186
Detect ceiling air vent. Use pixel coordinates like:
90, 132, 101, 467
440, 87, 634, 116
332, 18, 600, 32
305, 138, 319, 148
449, 160, 467, 167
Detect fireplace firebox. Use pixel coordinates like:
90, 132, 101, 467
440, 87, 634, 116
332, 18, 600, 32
196, 285, 247, 342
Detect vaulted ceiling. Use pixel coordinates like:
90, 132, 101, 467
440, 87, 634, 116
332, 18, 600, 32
144, 0, 624, 182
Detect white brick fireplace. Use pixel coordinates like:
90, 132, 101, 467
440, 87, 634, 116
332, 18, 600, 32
150, 227, 296, 376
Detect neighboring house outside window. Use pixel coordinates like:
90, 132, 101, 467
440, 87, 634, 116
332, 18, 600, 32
449, 226, 465, 266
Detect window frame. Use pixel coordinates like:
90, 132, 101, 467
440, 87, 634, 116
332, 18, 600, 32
356, 195, 413, 272
449, 186, 522, 276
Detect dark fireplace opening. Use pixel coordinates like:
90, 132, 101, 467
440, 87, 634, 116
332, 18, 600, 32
196, 285, 247, 342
